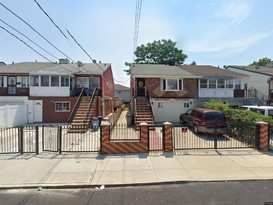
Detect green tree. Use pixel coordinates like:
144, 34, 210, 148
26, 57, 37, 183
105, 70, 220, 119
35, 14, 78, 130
249, 57, 272, 67
124, 39, 187, 74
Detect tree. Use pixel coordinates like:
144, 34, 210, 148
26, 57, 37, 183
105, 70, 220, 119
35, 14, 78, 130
249, 57, 272, 67
124, 39, 187, 74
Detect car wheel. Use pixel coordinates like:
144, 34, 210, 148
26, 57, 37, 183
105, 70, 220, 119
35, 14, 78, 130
193, 125, 199, 134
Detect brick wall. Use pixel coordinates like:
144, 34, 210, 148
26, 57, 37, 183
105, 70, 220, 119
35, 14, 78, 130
256, 122, 269, 151
163, 122, 173, 152
101, 122, 149, 154
145, 78, 198, 98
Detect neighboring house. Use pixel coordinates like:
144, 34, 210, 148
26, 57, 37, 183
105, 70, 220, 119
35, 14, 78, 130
131, 64, 248, 123
0, 60, 115, 127
226, 65, 273, 103
114, 84, 130, 102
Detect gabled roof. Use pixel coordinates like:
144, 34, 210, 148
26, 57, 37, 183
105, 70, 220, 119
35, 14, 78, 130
0, 62, 111, 75
180, 65, 248, 79
131, 64, 198, 78
131, 64, 248, 79
227, 65, 273, 76
115, 84, 130, 91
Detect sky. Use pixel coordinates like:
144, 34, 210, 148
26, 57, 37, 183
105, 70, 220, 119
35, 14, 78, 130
1, 0, 273, 86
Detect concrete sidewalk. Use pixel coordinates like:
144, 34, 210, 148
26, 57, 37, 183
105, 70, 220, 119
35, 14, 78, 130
1, 149, 273, 189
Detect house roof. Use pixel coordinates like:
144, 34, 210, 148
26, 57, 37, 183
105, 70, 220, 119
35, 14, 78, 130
131, 64, 198, 78
0, 62, 110, 75
227, 65, 273, 76
179, 65, 248, 79
115, 84, 130, 91
131, 64, 247, 79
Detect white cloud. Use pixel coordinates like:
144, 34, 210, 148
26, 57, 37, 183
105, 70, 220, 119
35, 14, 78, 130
187, 31, 272, 53
214, 0, 252, 26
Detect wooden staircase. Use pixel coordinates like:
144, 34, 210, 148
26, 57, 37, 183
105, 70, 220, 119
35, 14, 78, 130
69, 96, 97, 133
134, 98, 155, 126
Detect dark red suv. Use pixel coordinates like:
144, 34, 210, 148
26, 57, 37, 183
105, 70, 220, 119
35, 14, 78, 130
180, 108, 227, 134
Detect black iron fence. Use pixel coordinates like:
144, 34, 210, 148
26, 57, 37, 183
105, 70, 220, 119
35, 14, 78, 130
0, 127, 19, 154
173, 123, 256, 150
110, 124, 140, 141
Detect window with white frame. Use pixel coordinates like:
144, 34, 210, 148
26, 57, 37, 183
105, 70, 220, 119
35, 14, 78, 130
184, 102, 189, 108
41, 76, 49, 86
209, 79, 216, 88
77, 77, 88, 88
0, 76, 4, 87
21, 76, 29, 87
235, 79, 241, 89
226, 80, 233, 88
30, 76, 39, 86
217, 79, 225, 88
158, 102, 163, 108
200, 79, 207, 88
51, 76, 59, 87
55, 102, 70, 112
89, 77, 99, 88
162, 79, 182, 91
61, 76, 69, 87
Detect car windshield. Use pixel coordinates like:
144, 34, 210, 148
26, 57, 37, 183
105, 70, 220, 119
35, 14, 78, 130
204, 112, 224, 120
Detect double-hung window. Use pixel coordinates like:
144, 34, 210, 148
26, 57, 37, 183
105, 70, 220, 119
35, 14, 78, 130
162, 79, 182, 91
30, 76, 39, 86
21, 76, 29, 87
51, 76, 59, 87
41, 76, 49, 87
55, 102, 70, 112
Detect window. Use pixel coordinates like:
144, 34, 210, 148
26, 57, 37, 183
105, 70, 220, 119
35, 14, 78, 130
41, 76, 49, 86
235, 80, 241, 89
51, 76, 59, 87
61, 76, 69, 87
118, 91, 122, 94
209, 79, 216, 88
158, 102, 163, 108
55, 102, 70, 112
226, 80, 233, 88
21, 76, 29, 87
30, 76, 39, 86
162, 79, 182, 91
89, 77, 99, 88
184, 102, 189, 108
0, 76, 4, 87
200, 79, 207, 88
217, 79, 225, 88
77, 77, 88, 88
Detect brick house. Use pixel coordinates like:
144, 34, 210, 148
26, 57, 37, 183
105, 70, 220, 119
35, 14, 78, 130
0, 60, 114, 127
130, 64, 248, 123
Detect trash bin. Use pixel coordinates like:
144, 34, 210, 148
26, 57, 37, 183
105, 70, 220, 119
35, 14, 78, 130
126, 114, 133, 125
92, 117, 99, 129
97, 116, 103, 126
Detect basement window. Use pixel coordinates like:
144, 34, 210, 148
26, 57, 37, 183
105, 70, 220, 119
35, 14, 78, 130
55, 102, 70, 112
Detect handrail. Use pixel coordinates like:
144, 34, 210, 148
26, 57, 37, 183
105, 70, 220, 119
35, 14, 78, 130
83, 88, 98, 127
147, 92, 155, 121
67, 88, 85, 122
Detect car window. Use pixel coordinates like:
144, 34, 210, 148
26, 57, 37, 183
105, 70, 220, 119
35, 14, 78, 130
186, 109, 192, 115
204, 112, 225, 120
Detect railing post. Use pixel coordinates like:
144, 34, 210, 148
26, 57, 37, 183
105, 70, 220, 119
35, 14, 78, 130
58, 126, 62, 154
18, 127, 23, 155
163, 122, 173, 152
35, 126, 39, 155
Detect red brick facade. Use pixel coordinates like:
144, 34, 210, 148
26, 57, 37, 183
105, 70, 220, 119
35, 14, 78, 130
163, 122, 173, 152
135, 78, 198, 98
256, 122, 269, 151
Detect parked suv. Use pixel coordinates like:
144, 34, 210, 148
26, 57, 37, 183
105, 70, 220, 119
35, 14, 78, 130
180, 108, 227, 134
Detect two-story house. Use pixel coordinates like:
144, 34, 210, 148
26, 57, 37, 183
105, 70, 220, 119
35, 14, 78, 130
130, 64, 248, 123
0, 60, 114, 127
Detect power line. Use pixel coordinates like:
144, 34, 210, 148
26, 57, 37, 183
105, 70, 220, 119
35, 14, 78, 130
0, 25, 73, 72
0, 2, 75, 63
0, 18, 59, 60
33, 0, 67, 39
133, 0, 142, 61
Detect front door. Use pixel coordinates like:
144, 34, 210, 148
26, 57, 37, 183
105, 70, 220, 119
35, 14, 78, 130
136, 78, 145, 97
33, 100, 43, 122
7, 76, 16, 95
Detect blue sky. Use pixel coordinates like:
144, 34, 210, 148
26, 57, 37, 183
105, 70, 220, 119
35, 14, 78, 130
1, 0, 273, 86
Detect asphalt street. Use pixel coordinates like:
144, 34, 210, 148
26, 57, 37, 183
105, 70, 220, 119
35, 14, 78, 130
1, 180, 273, 205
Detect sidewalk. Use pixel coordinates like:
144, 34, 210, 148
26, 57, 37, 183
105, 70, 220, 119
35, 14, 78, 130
1, 149, 273, 189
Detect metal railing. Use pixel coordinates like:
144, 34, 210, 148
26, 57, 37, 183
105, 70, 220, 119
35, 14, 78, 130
110, 124, 140, 141
83, 88, 98, 127
67, 88, 85, 122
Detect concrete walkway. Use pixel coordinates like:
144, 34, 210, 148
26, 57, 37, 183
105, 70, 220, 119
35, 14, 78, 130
1, 149, 273, 188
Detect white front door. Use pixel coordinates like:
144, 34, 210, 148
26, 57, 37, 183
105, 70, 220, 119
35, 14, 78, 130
33, 100, 42, 122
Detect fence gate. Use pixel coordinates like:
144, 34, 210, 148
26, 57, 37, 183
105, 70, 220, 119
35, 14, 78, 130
21, 126, 39, 154
173, 124, 256, 150
0, 127, 19, 154
148, 126, 163, 151
42, 126, 59, 152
